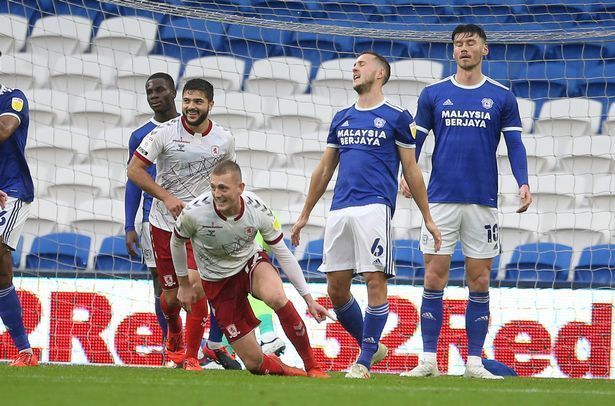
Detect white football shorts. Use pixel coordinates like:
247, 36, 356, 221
140, 221, 156, 268
0, 197, 30, 250
419, 203, 499, 259
319, 203, 394, 277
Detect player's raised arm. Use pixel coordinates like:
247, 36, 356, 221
291, 147, 339, 246
398, 146, 441, 252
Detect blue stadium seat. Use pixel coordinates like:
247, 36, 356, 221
0, 0, 42, 24
393, 239, 424, 280
180, 0, 244, 14
505, 243, 573, 283
93, 235, 147, 273
103, 0, 179, 23
226, 25, 292, 60
481, 24, 547, 62
482, 61, 525, 88
351, 23, 414, 60
518, 0, 596, 24
452, 0, 516, 24
511, 61, 580, 100
287, 19, 355, 67
248, 1, 307, 20
387, 0, 454, 24
26, 232, 91, 271
11, 236, 23, 268
44, 0, 107, 27
318, 0, 384, 22
573, 244, 615, 287
298, 239, 324, 273
156, 17, 227, 63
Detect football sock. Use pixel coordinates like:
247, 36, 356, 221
333, 296, 364, 346
466, 291, 490, 357
207, 312, 224, 343
276, 300, 316, 371
258, 313, 275, 343
154, 295, 168, 342
0, 285, 30, 351
159, 292, 182, 336
185, 296, 208, 359
357, 303, 389, 369
421, 289, 444, 356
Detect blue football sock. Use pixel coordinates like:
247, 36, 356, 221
208, 312, 224, 344
333, 296, 363, 346
0, 285, 30, 351
466, 291, 490, 357
154, 295, 167, 341
421, 289, 444, 354
357, 303, 389, 369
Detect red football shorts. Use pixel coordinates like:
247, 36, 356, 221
202, 251, 273, 343
150, 225, 197, 290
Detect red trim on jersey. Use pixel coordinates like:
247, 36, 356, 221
174, 228, 189, 240
181, 115, 213, 136
134, 151, 153, 165
264, 233, 284, 246
213, 196, 245, 221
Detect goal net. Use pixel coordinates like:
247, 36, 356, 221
0, 0, 614, 378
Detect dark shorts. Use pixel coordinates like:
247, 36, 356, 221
150, 225, 197, 290
202, 251, 272, 343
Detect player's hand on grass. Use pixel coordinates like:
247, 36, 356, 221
164, 195, 186, 219
517, 184, 532, 213
177, 285, 197, 313
425, 219, 442, 253
399, 178, 413, 198
0, 190, 7, 209
304, 295, 336, 323
291, 216, 307, 246
125, 230, 140, 257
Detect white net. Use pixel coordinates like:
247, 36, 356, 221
0, 0, 614, 377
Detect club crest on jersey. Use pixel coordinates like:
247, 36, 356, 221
245, 227, 255, 236
211, 145, 219, 156
226, 324, 240, 338
409, 122, 417, 139
11, 97, 24, 112
374, 117, 386, 128
163, 274, 175, 287
482, 98, 494, 109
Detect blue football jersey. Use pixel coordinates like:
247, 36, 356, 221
326, 100, 416, 213
0, 86, 33, 202
125, 119, 159, 229
415, 76, 522, 208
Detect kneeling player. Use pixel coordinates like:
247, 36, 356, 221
170, 161, 332, 377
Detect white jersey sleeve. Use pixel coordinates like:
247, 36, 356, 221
135, 121, 172, 164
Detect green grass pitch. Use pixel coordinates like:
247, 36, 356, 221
2, 364, 615, 405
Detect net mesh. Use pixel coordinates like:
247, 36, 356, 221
0, 0, 613, 377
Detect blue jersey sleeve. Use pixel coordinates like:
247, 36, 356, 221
0, 89, 29, 124
501, 91, 523, 132
414, 87, 433, 157
125, 131, 143, 232
393, 109, 416, 148
326, 111, 344, 147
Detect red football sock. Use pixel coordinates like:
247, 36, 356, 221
256, 354, 285, 375
160, 292, 182, 336
275, 301, 316, 371
185, 296, 208, 359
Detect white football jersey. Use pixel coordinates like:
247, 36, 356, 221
135, 116, 236, 231
174, 191, 283, 281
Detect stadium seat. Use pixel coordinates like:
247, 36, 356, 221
248, 0, 308, 20
453, 0, 515, 24
504, 242, 573, 283
497, 136, 557, 176
266, 94, 334, 134
534, 98, 603, 136
0, 1, 41, 24
544, 211, 610, 254
244, 57, 311, 97
226, 24, 292, 60
386, 59, 444, 98
235, 130, 287, 170
94, 235, 147, 273
156, 17, 226, 63
69, 89, 137, 134
44, 0, 107, 27
448, 242, 466, 283
601, 102, 615, 136
298, 239, 324, 273
46, 165, 112, 206
72, 199, 126, 254
246, 168, 306, 209
27, 15, 93, 61
26, 232, 91, 271
49, 54, 116, 94
88, 138, 130, 182
92, 16, 158, 65
589, 175, 615, 212
317, 0, 383, 22
530, 174, 585, 212
102, 0, 177, 23
22, 197, 72, 237
393, 239, 424, 280
516, 98, 536, 133
0, 52, 48, 90
0, 14, 28, 53
117, 55, 181, 95
557, 135, 614, 176
583, 63, 615, 105
388, 0, 452, 25
511, 62, 579, 100
26, 126, 90, 168
284, 135, 327, 174
28, 89, 69, 127
480, 24, 547, 62
499, 212, 540, 252
209, 91, 270, 130
286, 19, 355, 68
179, 56, 246, 92
311, 58, 355, 107
573, 244, 615, 287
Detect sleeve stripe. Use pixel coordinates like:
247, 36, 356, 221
395, 141, 416, 149
0, 112, 21, 124
264, 233, 284, 246
502, 126, 523, 132
134, 151, 153, 165
173, 228, 189, 240
416, 125, 429, 134
326, 143, 340, 149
